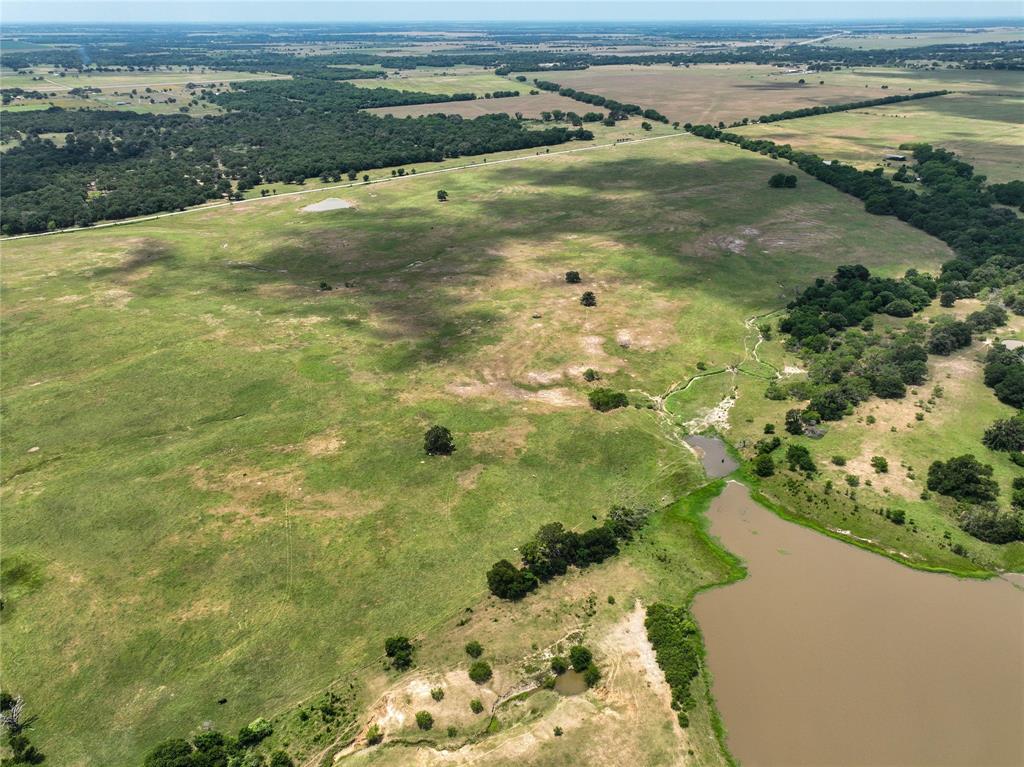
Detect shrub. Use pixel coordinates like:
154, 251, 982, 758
269, 751, 294, 767
588, 388, 628, 412
583, 664, 601, 687
468, 661, 493, 684
763, 423, 775, 434
786, 444, 816, 473
424, 425, 455, 455
470, 698, 484, 714
318, 281, 332, 291
583, 367, 600, 381
430, 687, 444, 701
464, 640, 483, 658
447, 726, 458, 737
384, 636, 414, 670
550, 656, 568, 675
784, 409, 804, 435
580, 291, 597, 307
831, 455, 846, 466
554, 726, 564, 736
436, 189, 448, 202
565, 270, 581, 283
366, 724, 383, 745
237, 717, 273, 747
415, 711, 433, 730
871, 456, 889, 473
569, 645, 593, 672
752, 454, 775, 477
486, 559, 538, 600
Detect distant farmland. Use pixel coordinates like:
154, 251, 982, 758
366, 91, 586, 119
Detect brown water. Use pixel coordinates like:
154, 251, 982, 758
553, 670, 587, 695
693, 482, 1024, 767
684, 435, 739, 478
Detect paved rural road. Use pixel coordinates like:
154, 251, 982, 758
3, 131, 692, 241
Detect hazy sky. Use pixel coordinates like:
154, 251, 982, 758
3, 1, 1021, 24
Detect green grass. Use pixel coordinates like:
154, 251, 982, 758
353, 66, 523, 97
0, 128, 957, 764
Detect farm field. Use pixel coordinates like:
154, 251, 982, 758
735, 91, 1024, 182
365, 91, 585, 119
829, 28, 1024, 49
1, 127, 957, 765
358, 65, 522, 97
0, 65, 286, 91
518, 64, 1024, 126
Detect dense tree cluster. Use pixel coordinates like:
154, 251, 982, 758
644, 603, 702, 728
927, 454, 999, 503
486, 506, 648, 599
983, 343, 1024, 409
780, 265, 936, 343
982, 414, 1024, 453
1, 79, 593, 233
588, 388, 628, 411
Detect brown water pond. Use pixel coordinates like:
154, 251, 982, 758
554, 670, 587, 696
693, 481, 1024, 767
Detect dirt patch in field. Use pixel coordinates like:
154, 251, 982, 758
300, 197, 357, 213
190, 464, 382, 531
446, 375, 586, 409
304, 431, 346, 456
96, 287, 134, 309
457, 464, 486, 489
469, 421, 535, 459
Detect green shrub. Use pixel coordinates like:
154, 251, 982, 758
550, 656, 568, 675
588, 388, 628, 412
871, 456, 889, 473
430, 687, 444, 701
366, 724, 383, 745
468, 661, 493, 684
469, 699, 484, 714
753, 454, 775, 477
464, 640, 483, 658
583, 664, 601, 687
384, 636, 414, 670
447, 726, 458, 737
569, 645, 592, 672
423, 425, 455, 455
415, 711, 433, 730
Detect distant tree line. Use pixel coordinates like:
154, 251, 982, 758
533, 79, 669, 123
753, 89, 949, 124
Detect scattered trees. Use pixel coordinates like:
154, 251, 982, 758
564, 270, 581, 283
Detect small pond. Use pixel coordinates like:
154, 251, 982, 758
684, 434, 739, 478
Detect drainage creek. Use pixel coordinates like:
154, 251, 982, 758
686, 438, 1024, 766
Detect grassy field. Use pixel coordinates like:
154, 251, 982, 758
735, 91, 1024, 182
355, 65, 523, 97
0, 123, 959, 765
